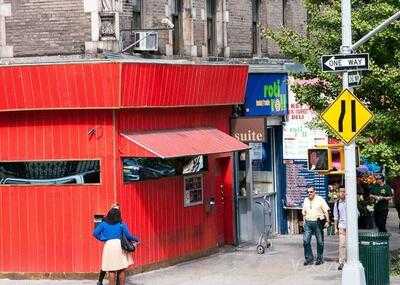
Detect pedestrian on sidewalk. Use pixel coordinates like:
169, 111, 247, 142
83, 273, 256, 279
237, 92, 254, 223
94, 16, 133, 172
370, 176, 393, 232
333, 187, 346, 271
389, 176, 400, 229
302, 186, 330, 266
97, 203, 121, 285
93, 206, 139, 285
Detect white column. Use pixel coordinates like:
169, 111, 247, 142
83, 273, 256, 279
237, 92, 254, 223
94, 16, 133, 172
165, 1, 173, 56
222, 0, 229, 58
182, 0, 196, 56
0, 0, 13, 58
84, 0, 100, 52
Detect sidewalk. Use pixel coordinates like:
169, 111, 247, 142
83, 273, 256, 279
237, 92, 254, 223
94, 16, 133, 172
1, 209, 400, 285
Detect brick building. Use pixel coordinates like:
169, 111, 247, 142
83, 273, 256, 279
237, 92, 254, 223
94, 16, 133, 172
0, 0, 307, 58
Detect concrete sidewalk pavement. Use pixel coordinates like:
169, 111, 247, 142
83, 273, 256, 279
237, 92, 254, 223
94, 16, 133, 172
0, 237, 342, 285
1, 236, 398, 285
2, 209, 400, 285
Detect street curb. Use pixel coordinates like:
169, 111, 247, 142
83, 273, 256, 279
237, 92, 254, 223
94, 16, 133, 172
0, 247, 219, 280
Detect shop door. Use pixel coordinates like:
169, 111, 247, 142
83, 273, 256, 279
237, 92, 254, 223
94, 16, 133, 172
236, 128, 278, 243
251, 128, 277, 238
215, 157, 233, 246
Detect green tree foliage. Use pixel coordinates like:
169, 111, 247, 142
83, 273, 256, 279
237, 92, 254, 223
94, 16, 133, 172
263, 0, 400, 178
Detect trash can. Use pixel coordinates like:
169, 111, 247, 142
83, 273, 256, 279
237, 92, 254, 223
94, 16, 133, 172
359, 231, 390, 285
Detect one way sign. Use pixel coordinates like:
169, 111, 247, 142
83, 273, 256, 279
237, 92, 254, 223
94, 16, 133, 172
321, 53, 369, 72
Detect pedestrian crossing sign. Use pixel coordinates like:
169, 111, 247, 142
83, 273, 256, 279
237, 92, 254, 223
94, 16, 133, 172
320, 89, 374, 144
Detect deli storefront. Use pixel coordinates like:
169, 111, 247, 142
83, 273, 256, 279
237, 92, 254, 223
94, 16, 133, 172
0, 61, 248, 275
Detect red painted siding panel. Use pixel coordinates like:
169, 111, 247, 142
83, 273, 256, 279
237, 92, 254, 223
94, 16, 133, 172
117, 107, 235, 268
120, 173, 218, 267
0, 110, 115, 273
118, 107, 232, 133
0, 62, 247, 112
0, 102, 238, 272
121, 63, 248, 107
0, 63, 120, 111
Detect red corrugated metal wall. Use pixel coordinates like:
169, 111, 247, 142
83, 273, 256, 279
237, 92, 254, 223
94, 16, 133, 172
0, 63, 120, 111
0, 110, 115, 272
120, 63, 248, 107
0, 59, 245, 273
0, 62, 247, 112
117, 107, 236, 267
118, 107, 231, 133
0, 106, 236, 273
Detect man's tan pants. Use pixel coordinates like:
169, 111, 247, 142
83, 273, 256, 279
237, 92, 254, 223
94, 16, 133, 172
339, 228, 347, 264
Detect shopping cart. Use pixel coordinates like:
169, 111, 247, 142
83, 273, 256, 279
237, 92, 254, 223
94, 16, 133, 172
255, 195, 273, 254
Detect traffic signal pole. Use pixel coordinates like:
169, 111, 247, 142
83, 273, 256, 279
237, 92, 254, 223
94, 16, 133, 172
341, 0, 366, 284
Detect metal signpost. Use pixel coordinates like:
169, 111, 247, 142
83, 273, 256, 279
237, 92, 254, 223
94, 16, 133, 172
319, 3, 400, 284
339, 1, 366, 284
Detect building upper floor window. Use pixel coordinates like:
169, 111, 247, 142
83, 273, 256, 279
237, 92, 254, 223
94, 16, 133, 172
132, 0, 142, 29
171, 0, 183, 15
0, 160, 100, 185
171, 0, 183, 55
206, 0, 216, 56
252, 0, 260, 55
123, 155, 208, 182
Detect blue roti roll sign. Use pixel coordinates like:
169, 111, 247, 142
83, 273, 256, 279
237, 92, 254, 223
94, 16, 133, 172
245, 73, 289, 116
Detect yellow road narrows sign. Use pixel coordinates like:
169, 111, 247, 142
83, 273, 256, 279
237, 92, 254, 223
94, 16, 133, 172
320, 89, 374, 144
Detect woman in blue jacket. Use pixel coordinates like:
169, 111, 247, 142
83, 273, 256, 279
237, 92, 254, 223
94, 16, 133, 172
93, 207, 139, 285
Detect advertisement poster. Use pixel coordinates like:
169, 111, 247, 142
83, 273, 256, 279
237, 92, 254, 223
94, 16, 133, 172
244, 73, 288, 116
284, 160, 328, 207
283, 77, 328, 160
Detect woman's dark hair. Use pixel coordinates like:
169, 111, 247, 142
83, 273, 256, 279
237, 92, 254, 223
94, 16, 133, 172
103, 208, 122, 225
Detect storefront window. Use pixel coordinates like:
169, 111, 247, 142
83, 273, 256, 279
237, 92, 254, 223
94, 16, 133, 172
0, 160, 100, 185
184, 174, 203, 207
238, 141, 274, 197
250, 142, 274, 196
123, 155, 208, 182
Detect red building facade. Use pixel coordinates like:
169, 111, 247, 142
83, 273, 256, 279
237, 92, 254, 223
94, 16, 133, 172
0, 61, 248, 274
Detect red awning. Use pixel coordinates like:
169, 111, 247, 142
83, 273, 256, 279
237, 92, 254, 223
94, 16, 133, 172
120, 128, 249, 158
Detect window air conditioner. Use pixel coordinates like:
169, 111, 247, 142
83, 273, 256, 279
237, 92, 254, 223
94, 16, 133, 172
133, 31, 159, 51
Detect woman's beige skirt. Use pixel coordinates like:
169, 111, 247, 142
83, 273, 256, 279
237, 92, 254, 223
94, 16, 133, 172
102, 239, 133, 271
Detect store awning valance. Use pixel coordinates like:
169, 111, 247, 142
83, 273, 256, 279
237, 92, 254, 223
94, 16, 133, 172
120, 128, 249, 158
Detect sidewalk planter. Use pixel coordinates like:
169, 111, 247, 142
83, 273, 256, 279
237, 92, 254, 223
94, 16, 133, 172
359, 231, 390, 285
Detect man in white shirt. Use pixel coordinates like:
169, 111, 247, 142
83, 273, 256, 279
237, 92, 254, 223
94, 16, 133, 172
334, 188, 346, 270
302, 186, 330, 265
